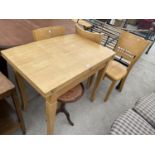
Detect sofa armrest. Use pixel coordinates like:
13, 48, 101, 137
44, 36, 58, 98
134, 93, 155, 128
110, 109, 155, 135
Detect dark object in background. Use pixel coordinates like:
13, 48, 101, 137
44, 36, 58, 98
0, 46, 10, 76
97, 19, 111, 24
0, 55, 8, 76
137, 19, 155, 31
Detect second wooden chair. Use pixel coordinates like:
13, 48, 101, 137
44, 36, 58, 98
103, 31, 150, 101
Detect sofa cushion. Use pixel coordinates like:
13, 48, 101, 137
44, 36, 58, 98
110, 109, 155, 135
134, 93, 155, 128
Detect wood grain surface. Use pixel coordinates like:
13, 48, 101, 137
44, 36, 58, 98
2, 34, 114, 97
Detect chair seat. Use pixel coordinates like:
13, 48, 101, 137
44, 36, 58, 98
0, 72, 14, 96
58, 84, 84, 103
106, 60, 127, 80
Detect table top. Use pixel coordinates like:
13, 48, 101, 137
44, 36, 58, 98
2, 34, 114, 97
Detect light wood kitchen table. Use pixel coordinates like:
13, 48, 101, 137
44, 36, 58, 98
1, 34, 114, 134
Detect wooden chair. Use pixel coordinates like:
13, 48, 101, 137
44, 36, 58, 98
103, 31, 150, 102
75, 23, 102, 88
75, 23, 102, 43
32, 26, 65, 41
0, 72, 25, 134
32, 26, 84, 126
72, 19, 93, 30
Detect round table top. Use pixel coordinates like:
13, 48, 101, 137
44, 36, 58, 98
0, 19, 75, 49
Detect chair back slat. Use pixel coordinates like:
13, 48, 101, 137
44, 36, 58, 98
32, 26, 65, 41
115, 31, 150, 60
115, 31, 150, 66
116, 47, 136, 62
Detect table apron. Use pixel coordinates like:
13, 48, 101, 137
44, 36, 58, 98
49, 62, 108, 98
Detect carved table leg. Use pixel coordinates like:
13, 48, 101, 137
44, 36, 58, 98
90, 66, 107, 101
87, 74, 95, 89
45, 95, 57, 135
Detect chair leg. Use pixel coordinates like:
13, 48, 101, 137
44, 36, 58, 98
57, 102, 74, 126
11, 90, 26, 134
104, 80, 116, 102
115, 80, 121, 90
118, 75, 128, 92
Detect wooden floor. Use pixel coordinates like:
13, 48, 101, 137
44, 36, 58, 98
0, 19, 75, 47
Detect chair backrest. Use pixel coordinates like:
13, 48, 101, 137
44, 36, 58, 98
115, 31, 150, 60
115, 31, 150, 64
32, 26, 65, 41
75, 23, 102, 44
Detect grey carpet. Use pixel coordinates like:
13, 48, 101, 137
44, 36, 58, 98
9, 43, 155, 135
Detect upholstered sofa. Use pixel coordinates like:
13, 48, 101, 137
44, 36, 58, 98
110, 93, 155, 135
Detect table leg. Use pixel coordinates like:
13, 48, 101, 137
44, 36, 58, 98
14, 71, 28, 110
87, 74, 95, 88
90, 66, 107, 102
45, 95, 57, 135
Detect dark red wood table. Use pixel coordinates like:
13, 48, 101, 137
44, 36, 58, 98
0, 19, 75, 76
